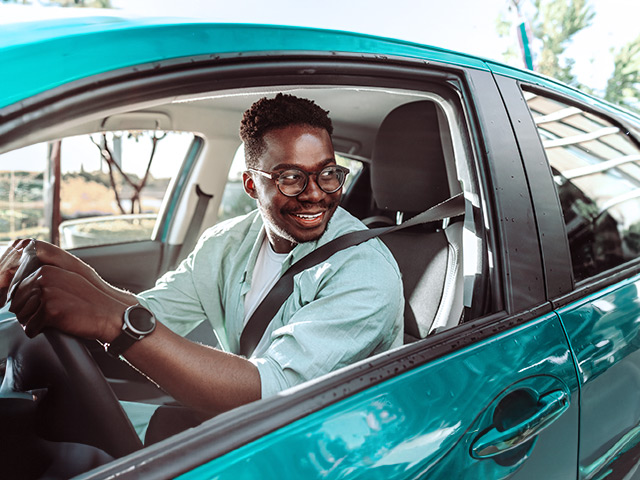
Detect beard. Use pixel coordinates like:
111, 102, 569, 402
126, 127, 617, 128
258, 197, 339, 246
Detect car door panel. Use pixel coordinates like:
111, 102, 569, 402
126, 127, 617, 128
175, 313, 579, 480
555, 274, 640, 479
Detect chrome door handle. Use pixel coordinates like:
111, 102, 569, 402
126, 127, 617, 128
471, 390, 569, 459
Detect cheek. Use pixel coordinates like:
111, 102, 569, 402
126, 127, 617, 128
256, 189, 289, 213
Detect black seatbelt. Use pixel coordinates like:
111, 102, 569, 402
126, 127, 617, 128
239, 192, 465, 357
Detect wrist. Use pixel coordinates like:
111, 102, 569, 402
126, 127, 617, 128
105, 304, 157, 358
101, 303, 131, 343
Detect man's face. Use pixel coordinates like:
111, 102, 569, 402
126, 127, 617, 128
243, 125, 341, 253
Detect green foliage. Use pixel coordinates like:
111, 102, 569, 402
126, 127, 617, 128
532, 0, 594, 85
497, 0, 594, 87
497, 0, 640, 113
605, 35, 640, 113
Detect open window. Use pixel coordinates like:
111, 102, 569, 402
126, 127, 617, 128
0, 60, 497, 473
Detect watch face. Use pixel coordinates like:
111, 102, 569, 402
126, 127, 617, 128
127, 306, 156, 335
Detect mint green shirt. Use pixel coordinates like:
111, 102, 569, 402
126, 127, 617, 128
137, 207, 404, 398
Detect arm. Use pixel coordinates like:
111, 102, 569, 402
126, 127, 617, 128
8, 241, 260, 416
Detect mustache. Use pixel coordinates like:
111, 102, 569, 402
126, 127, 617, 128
284, 199, 338, 214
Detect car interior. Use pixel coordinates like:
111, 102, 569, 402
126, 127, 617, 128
1, 80, 490, 474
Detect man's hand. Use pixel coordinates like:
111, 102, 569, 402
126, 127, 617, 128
0, 239, 32, 305
9, 265, 127, 342
3, 238, 137, 343
2, 239, 136, 307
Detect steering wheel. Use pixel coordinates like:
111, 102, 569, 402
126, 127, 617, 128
6, 241, 142, 458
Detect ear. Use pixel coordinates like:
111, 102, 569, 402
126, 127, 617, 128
242, 171, 258, 199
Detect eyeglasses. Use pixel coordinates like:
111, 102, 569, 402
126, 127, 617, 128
249, 165, 350, 197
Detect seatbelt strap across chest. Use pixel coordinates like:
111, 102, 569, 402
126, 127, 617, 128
239, 192, 465, 357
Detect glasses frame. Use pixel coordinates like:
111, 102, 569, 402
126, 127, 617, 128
248, 165, 350, 197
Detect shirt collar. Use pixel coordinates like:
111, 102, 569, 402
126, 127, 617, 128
242, 207, 357, 293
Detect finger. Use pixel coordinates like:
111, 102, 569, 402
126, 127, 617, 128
23, 301, 48, 338
0, 239, 33, 287
8, 238, 31, 251
8, 269, 41, 312
9, 284, 42, 333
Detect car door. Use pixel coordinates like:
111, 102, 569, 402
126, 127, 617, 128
498, 68, 640, 479
79, 64, 581, 479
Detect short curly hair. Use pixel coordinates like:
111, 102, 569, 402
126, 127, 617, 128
240, 93, 333, 167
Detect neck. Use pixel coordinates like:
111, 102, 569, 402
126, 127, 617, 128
265, 231, 296, 254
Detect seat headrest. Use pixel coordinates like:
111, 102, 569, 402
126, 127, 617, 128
371, 101, 450, 214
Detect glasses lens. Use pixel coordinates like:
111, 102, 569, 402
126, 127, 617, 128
277, 169, 306, 196
275, 166, 348, 196
317, 166, 346, 193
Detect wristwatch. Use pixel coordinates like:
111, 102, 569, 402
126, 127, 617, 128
106, 304, 157, 358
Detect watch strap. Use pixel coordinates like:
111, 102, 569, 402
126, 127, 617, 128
106, 330, 138, 358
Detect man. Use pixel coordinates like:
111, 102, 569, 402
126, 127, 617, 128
2, 94, 403, 423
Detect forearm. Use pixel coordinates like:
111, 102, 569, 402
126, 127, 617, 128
121, 323, 262, 416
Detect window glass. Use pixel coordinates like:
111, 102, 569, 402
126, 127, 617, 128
0, 131, 191, 249
525, 91, 640, 281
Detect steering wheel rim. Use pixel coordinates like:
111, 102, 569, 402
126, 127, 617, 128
7, 241, 142, 457
43, 330, 143, 456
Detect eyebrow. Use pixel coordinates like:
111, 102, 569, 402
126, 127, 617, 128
271, 158, 336, 171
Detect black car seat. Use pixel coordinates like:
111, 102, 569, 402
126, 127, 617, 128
371, 100, 464, 342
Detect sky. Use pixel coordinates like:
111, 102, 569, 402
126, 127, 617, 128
1, 0, 639, 94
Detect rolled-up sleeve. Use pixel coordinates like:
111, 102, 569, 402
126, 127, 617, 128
250, 243, 404, 398
137, 252, 206, 337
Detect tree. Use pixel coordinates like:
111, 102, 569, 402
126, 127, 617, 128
531, 0, 594, 86
497, 0, 594, 87
605, 35, 640, 113
497, 0, 640, 113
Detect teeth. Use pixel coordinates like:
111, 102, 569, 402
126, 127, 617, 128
294, 212, 322, 219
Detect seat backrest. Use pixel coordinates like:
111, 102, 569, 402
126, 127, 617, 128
371, 101, 462, 341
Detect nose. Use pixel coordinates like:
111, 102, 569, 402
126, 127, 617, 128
296, 173, 325, 202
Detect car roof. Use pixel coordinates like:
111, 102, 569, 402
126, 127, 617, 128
1, 15, 638, 129
0, 16, 494, 109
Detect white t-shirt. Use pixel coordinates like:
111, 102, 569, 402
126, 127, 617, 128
243, 238, 287, 324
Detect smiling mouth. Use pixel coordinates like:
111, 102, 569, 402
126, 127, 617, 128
290, 211, 325, 227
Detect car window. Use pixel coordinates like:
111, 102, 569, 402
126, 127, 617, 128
0, 130, 191, 249
524, 90, 640, 282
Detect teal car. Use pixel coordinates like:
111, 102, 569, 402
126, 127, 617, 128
2, 16, 640, 480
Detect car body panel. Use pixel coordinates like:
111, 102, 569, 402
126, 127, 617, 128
555, 274, 640, 479
494, 64, 640, 479
177, 313, 579, 479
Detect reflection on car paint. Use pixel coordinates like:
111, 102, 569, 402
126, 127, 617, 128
557, 273, 640, 478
